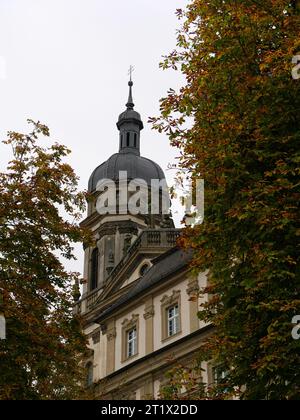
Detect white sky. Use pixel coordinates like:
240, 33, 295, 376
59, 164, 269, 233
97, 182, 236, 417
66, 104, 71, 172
0, 0, 188, 275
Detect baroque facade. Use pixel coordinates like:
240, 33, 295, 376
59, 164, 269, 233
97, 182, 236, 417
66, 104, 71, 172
74, 79, 213, 399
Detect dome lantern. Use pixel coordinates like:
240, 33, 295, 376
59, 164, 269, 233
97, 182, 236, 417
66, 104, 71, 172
88, 74, 166, 194
116, 76, 143, 156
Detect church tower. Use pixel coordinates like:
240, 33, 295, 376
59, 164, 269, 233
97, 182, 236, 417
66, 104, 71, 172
80, 77, 173, 297
76, 76, 208, 400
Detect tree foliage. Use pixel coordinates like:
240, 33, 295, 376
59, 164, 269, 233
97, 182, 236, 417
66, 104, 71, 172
151, 0, 300, 400
0, 120, 91, 399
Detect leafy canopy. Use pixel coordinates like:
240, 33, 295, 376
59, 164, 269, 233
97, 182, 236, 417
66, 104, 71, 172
152, 0, 300, 400
0, 120, 92, 400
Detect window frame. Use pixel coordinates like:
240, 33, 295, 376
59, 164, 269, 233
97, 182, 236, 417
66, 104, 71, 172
213, 365, 229, 385
90, 247, 99, 291
160, 290, 181, 341
127, 326, 137, 358
207, 362, 230, 392
167, 304, 180, 337
121, 314, 139, 362
86, 361, 93, 387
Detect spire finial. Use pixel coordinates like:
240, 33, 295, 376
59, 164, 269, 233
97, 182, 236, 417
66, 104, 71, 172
126, 65, 135, 109
128, 65, 134, 82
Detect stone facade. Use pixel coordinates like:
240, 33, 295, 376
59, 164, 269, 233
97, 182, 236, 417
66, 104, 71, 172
74, 79, 213, 399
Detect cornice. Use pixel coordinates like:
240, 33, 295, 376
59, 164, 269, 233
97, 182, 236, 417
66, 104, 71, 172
94, 325, 213, 395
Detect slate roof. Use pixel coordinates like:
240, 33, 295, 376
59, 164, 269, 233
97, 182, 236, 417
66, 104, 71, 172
88, 152, 165, 192
96, 247, 193, 323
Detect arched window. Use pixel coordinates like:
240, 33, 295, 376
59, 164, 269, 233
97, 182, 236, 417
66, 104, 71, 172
90, 248, 99, 291
126, 132, 130, 147
134, 133, 137, 147
86, 362, 93, 387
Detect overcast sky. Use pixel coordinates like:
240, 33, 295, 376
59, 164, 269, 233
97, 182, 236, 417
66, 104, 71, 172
0, 0, 188, 274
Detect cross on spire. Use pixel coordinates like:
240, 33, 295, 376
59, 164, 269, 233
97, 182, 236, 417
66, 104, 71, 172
128, 65, 134, 82
126, 65, 135, 109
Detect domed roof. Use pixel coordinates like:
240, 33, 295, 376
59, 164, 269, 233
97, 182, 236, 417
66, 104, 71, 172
88, 152, 165, 192
88, 77, 166, 193
117, 109, 143, 130
118, 109, 141, 122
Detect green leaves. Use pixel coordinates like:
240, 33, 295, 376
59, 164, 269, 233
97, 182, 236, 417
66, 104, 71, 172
153, 0, 300, 400
0, 120, 92, 400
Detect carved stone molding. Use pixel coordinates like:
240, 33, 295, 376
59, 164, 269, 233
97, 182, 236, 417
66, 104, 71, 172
95, 221, 139, 240
87, 326, 100, 340
119, 226, 138, 236
107, 327, 117, 342
91, 328, 101, 344
160, 290, 180, 306
121, 314, 139, 330
97, 225, 117, 238
100, 323, 107, 335
143, 305, 155, 320
187, 279, 199, 297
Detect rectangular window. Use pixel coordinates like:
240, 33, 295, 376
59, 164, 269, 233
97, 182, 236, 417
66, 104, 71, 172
213, 365, 228, 385
90, 248, 99, 291
86, 362, 93, 387
127, 327, 137, 358
167, 304, 179, 337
